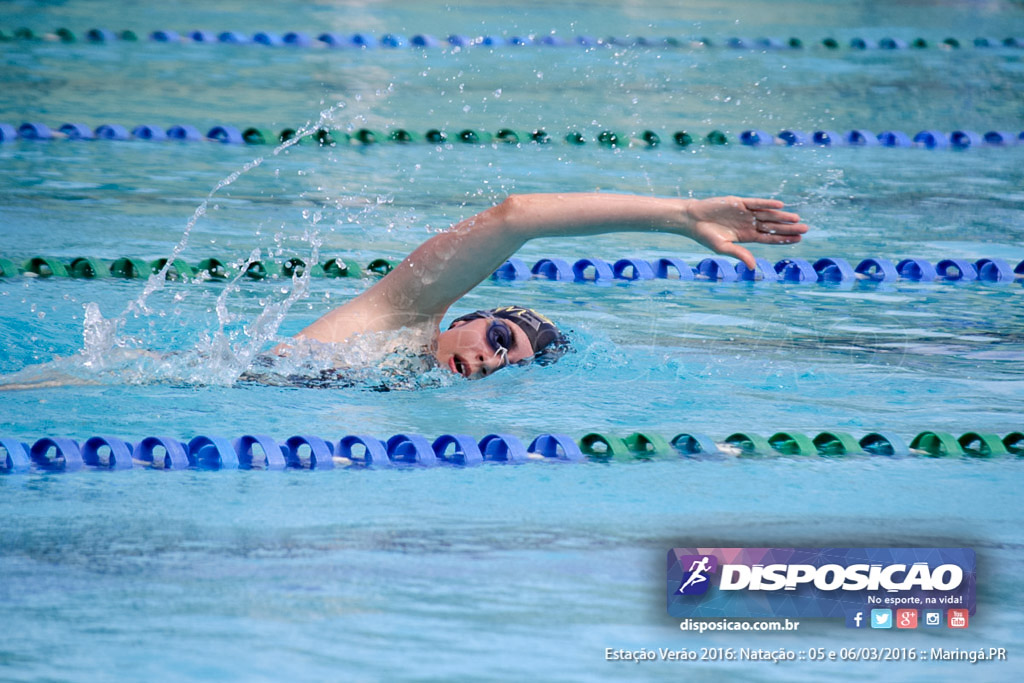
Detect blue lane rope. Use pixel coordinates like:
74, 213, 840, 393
4, 255, 1021, 285
2, 122, 1022, 150
3, 430, 1020, 473
4, 27, 1023, 52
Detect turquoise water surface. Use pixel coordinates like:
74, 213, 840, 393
2, 1, 1024, 681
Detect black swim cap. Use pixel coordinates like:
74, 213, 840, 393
449, 305, 569, 364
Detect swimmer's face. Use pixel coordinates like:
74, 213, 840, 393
434, 316, 534, 379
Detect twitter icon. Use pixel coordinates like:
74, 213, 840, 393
871, 609, 893, 629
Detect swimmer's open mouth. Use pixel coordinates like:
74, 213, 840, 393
451, 355, 470, 378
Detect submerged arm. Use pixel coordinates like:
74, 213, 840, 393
297, 193, 807, 342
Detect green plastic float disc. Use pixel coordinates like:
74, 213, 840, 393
639, 130, 661, 147
822, 37, 839, 49
767, 432, 817, 456
578, 433, 632, 461
673, 131, 694, 147
55, 28, 76, 43
458, 129, 493, 144
596, 131, 623, 147
23, 257, 69, 277
788, 37, 803, 48
242, 128, 278, 145
14, 28, 36, 40
530, 129, 550, 144
120, 30, 138, 41
110, 257, 152, 278
911, 38, 928, 48
706, 130, 728, 145
195, 258, 232, 279
282, 257, 325, 278
243, 260, 282, 280
354, 129, 382, 144
909, 431, 963, 458
495, 129, 527, 144
425, 129, 447, 144
1003, 432, 1024, 456
724, 432, 773, 455
813, 431, 863, 456
367, 258, 396, 276
279, 128, 307, 144
0, 258, 19, 277
315, 128, 345, 146
564, 131, 587, 145
622, 432, 672, 458
69, 257, 110, 278
942, 38, 960, 49
389, 129, 423, 143
322, 258, 363, 278
150, 258, 196, 280
957, 432, 1008, 458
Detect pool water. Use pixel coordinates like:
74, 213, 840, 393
2, 1, 1024, 680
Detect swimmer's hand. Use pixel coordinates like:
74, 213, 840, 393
684, 196, 808, 270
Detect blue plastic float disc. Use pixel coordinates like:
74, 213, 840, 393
386, 434, 438, 466
431, 435, 483, 465
411, 34, 439, 47
59, 123, 95, 140
207, 126, 244, 144
812, 257, 855, 282
778, 130, 809, 146
950, 130, 982, 149
854, 258, 899, 282
739, 130, 774, 146
983, 131, 1015, 146
935, 259, 977, 281
974, 258, 1014, 282
337, 435, 391, 467
492, 258, 531, 280
880, 37, 908, 49
81, 436, 134, 470
695, 257, 739, 282
167, 125, 201, 141
481, 35, 504, 46
531, 258, 574, 280
136, 436, 191, 470
651, 257, 695, 280
570, 258, 614, 282
860, 432, 909, 458
232, 434, 287, 470
478, 434, 528, 462
1, 438, 31, 473
896, 258, 937, 281
284, 435, 334, 469
774, 258, 817, 282
150, 30, 180, 42
812, 130, 844, 146
0, 123, 17, 142
131, 125, 167, 141
612, 258, 656, 280
95, 124, 129, 140
670, 433, 720, 456
528, 434, 583, 461
30, 437, 84, 471
187, 435, 239, 469
850, 38, 877, 49
188, 30, 216, 43
845, 129, 878, 146
913, 130, 949, 149
317, 33, 345, 47
254, 32, 284, 46
877, 131, 911, 147
447, 34, 471, 47
351, 33, 377, 48
86, 28, 117, 42
18, 123, 53, 140
283, 32, 312, 47
727, 37, 752, 49
736, 258, 780, 281
217, 31, 248, 44
380, 33, 407, 48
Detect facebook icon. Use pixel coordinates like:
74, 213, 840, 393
845, 611, 866, 629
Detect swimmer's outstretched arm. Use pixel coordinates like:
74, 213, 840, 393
298, 193, 807, 343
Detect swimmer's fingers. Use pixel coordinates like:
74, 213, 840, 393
713, 242, 758, 270
740, 197, 786, 212
751, 207, 803, 225
753, 219, 809, 236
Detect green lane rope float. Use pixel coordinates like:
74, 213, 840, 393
4, 429, 1020, 473
3, 255, 1023, 286
3, 122, 1023, 150
3, 27, 1022, 52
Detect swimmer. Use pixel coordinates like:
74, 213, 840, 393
288, 192, 808, 379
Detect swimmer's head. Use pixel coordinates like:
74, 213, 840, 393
434, 305, 569, 379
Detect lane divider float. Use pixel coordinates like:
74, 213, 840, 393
3, 27, 1022, 52
3, 430, 1020, 473
3, 255, 1021, 285
2, 122, 1022, 150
